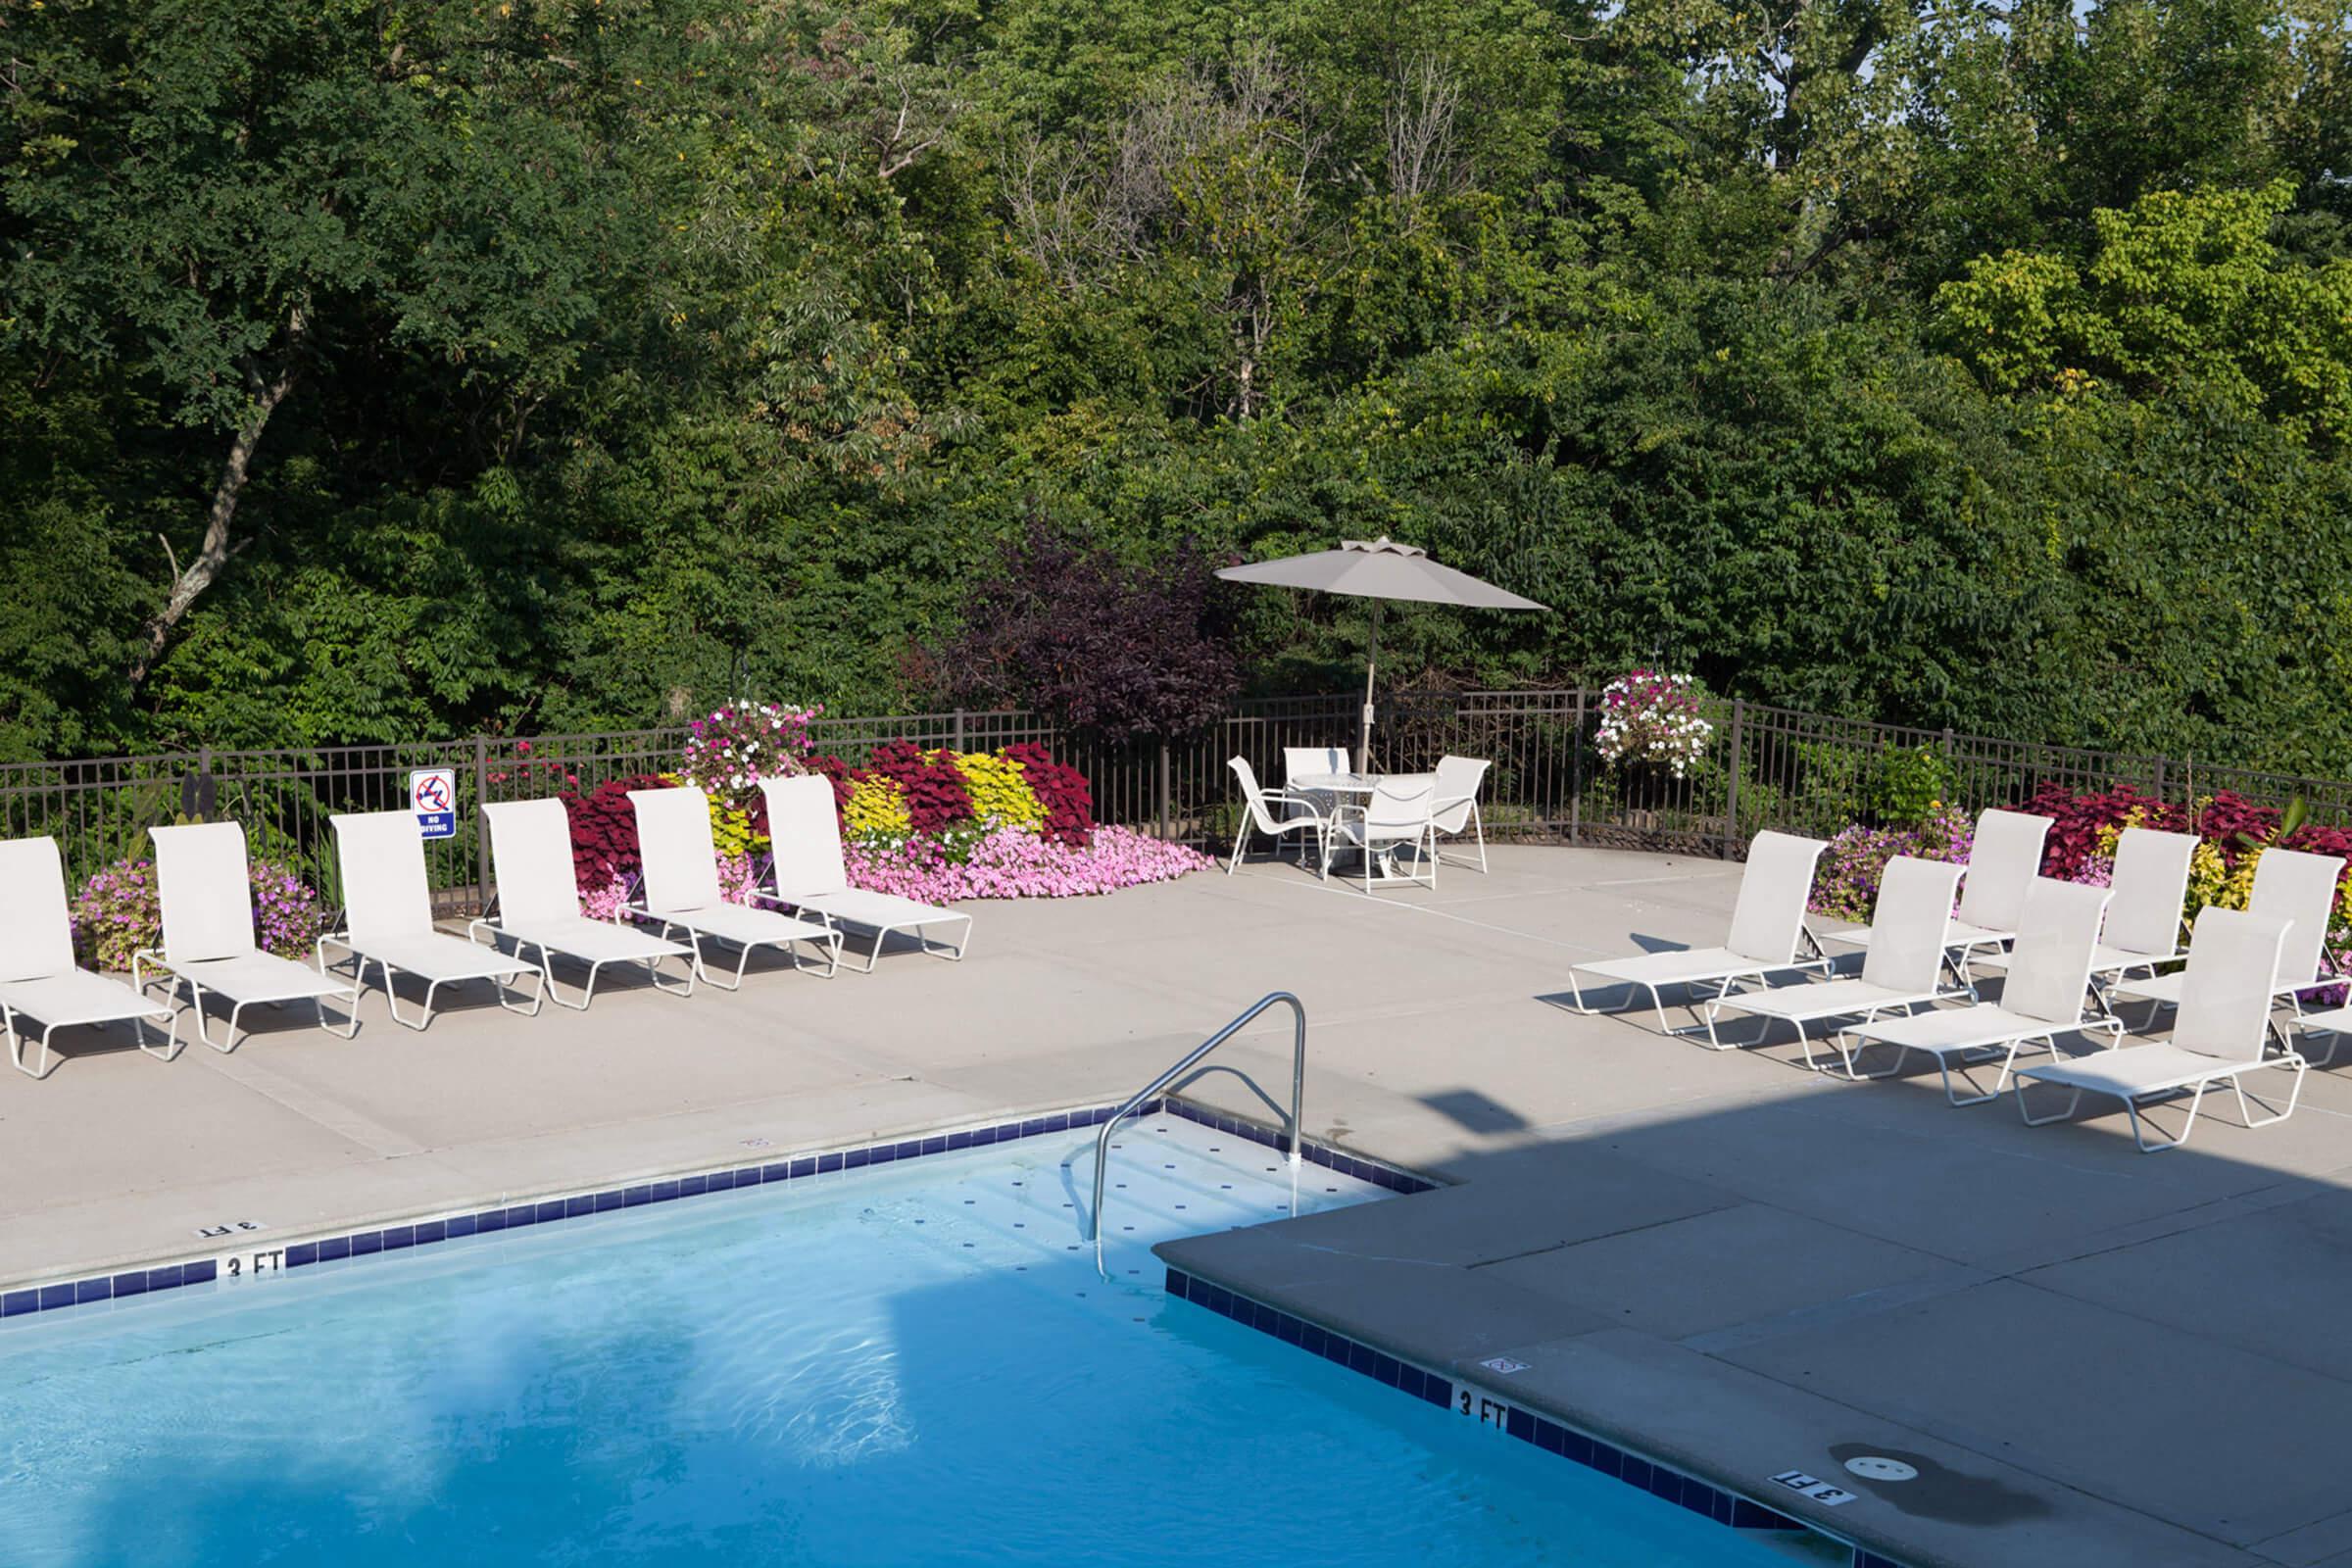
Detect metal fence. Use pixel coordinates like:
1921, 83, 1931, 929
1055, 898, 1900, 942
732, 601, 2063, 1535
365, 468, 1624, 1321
8, 690, 2350, 917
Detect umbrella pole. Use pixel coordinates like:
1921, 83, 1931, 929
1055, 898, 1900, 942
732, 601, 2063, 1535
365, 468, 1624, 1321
1360, 600, 1380, 772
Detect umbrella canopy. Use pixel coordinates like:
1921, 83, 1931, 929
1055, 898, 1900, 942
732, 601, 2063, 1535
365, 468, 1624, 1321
1216, 536, 1546, 611
1217, 537, 1547, 770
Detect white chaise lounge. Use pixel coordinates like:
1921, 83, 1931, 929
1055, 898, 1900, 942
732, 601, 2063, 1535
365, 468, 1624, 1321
325, 810, 545, 1030
2107, 845, 2345, 1033
0, 835, 177, 1078
1830, 808, 2050, 993
757, 775, 972, 972
1562, 830, 1830, 1035
2016, 907, 2303, 1152
1978, 826, 2197, 996
1700, 855, 1968, 1062
1826, 877, 2120, 1102
625, 786, 840, 987
472, 798, 697, 1009
139, 821, 360, 1051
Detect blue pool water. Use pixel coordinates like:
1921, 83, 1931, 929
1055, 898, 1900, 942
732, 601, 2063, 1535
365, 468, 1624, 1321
0, 1117, 1803, 1566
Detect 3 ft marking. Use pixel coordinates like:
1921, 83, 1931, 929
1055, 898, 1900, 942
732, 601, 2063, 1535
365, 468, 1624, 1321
219, 1249, 286, 1281
1769, 1470, 1858, 1507
194, 1220, 268, 1240
1458, 1389, 1512, 1431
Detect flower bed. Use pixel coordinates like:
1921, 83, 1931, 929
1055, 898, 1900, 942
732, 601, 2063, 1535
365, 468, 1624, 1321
1807, 807, 1976, 922
552, 706, 1202, 911
70, 854, 324, 973
1806, 779, 2352, 960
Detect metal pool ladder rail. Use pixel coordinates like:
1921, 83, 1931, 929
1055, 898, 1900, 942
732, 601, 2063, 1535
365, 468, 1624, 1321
1089, 991, 1306, 1276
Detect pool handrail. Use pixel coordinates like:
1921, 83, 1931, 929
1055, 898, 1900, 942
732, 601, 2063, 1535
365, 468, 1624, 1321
1089, 991, 1305, 1277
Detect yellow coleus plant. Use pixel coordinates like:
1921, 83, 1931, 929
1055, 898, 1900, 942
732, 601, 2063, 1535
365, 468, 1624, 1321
842, 774, 912, 837
951, 750, 1045, 832
659, 772, 765, 859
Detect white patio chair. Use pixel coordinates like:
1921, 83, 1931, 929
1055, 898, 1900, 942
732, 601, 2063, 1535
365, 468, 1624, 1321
1283, 746, 1351, 817
471, 799, 697, 1009
0, 836, 178, 1078
1563, 830, 1832, 1034
2108, 846, 2345, 1031
136, 822, 360, 1051
1225, 757, 1331, 876
1429, 755, 1492, 872
2016, 908, 2302, 1152
324, 810, 545, 1031
624, 786, 840, 987
756, 775, 971, 972
1830, 808, 2050, 994
1826, 878, 2122, 1102
1701, 856, 1968, 1062
1329, 775, 1438, 894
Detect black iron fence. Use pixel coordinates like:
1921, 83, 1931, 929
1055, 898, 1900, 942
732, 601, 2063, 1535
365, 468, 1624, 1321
7, 690, 2349, 917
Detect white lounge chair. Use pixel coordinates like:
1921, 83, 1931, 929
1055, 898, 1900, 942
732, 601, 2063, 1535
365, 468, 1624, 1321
756, 775, 972, 972
136, 822, 360, 1051
1826, 878, 2122, 1102
1225, 757, 1331, 876
470, 799, 697, 1009
1829, 808, 2050, 993
1329, 775, 1438, 894
1701, 855, 1968, 1062
1563, 830, 1830, 1034
1429, 755, 1492, 873
0, 836, 178, 1078
2107, 846, 2345, 1029
1978, 826, 2197, 997
624, 786, 840, 987
2016, 908, 2303, 1152
324, 810, 545, 1030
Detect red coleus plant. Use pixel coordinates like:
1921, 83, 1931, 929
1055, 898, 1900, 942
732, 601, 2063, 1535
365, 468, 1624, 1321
2018, 783, 2191, 877
1003, 742, 1093, 846
559, 773, 673, 895
866, 740, 976, 833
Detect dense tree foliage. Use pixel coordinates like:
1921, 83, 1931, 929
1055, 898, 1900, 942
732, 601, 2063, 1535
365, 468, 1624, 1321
6, 0, 2352, 767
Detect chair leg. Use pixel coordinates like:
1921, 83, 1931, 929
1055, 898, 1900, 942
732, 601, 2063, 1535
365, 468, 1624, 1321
493, 963, 546, 1017
380, 970, 440, 1031
540, 948, 600, 1011
2016, 1078, 2086, 1127
1226, 819, 1247, 874
1472, 802, 1487, 873
2230, 1058, 2306, 1129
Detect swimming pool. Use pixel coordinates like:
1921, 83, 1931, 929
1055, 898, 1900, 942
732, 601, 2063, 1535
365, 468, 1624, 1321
0, 1115, 1807, 1566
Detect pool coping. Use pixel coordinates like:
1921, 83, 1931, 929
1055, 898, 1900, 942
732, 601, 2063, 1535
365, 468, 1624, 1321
0, 1094, 1434, 1322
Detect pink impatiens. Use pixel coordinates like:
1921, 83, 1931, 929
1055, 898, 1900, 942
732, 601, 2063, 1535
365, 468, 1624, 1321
844, 825, 1210, 901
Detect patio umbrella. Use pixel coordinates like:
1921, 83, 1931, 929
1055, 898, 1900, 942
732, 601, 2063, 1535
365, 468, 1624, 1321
1217, 536, 1547, 770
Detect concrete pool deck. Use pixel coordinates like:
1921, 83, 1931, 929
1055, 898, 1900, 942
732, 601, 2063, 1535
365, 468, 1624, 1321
5, 843, 2351, 1567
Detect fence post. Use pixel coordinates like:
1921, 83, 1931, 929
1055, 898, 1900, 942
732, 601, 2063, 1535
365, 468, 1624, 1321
187, 746, 215, 822
1569, 687, 1585, 846
472, 735, 491, 916
954, 708, 966, 753
1157, 742, 1171, 841
1724, 700, 1742, 858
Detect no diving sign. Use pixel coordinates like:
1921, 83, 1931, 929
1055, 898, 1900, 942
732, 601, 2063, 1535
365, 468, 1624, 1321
409, 767, 458, 840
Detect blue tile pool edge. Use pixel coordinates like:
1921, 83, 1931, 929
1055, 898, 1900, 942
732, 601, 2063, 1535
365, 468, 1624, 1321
1164, 1266, 1914, 1568
0, 1094, 1433, 1325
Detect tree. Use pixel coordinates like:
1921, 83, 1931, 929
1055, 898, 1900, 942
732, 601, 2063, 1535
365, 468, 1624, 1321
920, 523, 1243, 741
2, 0, 626, 686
